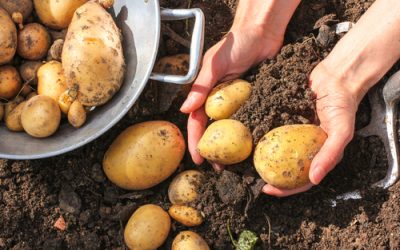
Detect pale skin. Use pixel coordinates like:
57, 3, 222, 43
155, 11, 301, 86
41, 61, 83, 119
181, 0, 400, 197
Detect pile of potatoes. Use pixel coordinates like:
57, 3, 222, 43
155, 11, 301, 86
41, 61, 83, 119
0, 0, 125, 138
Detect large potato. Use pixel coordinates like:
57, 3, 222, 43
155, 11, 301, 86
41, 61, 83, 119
17, 23, 51, 60
254, 124, 327, 189
0, 8, 17, 65
205, 79, 252, 120
169, 205, 204, 227
198, 119, 253, 165
0, 0, 33, 20
37, 61, 67, 102
0, 66, 21, 100
33, 0, 87, 30
168, 170, 204, 205
5, 101, 25, 132
172, 231, 210, 250
103, 121, 185, 190
124, 204, 170, 250
21, 95, 61, 138
62, 1, 125, 106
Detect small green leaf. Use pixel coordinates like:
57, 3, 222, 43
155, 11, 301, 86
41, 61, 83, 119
236, 230, 258, 250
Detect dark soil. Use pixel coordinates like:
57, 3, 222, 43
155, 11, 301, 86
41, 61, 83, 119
2, 0, 400, 249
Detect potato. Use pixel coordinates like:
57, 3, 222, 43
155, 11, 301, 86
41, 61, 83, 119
0, 7, 17, 65
124, 204, 170, 250
0, 66, 21, 100
58, 89, 77, 114
0, 0, 33, 20
20, 84, 32, 97
68, 100, 86, 128
5, 101, 25, 131
19, 61, 43, 84
47, 39, 64, 61
26, 91, 37, 100
254, 124, 327, 189
37, 61, 67, 102
205, 79, 252, 120
169, 205, 203, 227
33, 0, 87, 30
172, 231, 209, 250
0, 105, 3, 121
21, 95, 61, 138
103, 121, 185, 190
168, 170, 204, 205
17, 23, 51, 60
62, 1, 125, 106
4, 96, 24, 117
198, 119, 253, 165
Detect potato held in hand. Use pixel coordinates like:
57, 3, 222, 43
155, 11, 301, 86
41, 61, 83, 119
0, 7, 17, 65
198, 119, 253, 165
103, 121, 185, 190
62, 1, 125, 106
205, 79, 251, 120
254, 124, 327, 189
172, 231, 210, 250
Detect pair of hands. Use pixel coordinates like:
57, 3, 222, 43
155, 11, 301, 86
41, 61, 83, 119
180, 27, 359, 197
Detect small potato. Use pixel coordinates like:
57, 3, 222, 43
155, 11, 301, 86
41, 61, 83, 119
0, 0, 33, 20
19, 61, 43, 85
254, 124, 327, 189
4, 96, 24, 117
0, 7, 17, 65
21, 95, 61, 138
20, 84, 32, 96
198, 119, 253, 165
37, 61, 67, 102
68, 100, 86, 128
17, 23, 51, 60
47, 39, 64, 61
0, 105, 4, 121
0, 66, 21, 99
124, 204, 170, 250
172, 231, 210, 250
26, 91, 37, 100
168, 170, 204, 205
169, 205, 203, 227
103, 121, 185, 190
58, 89, 77, 114
5, 101, 25, 131
205, 79, 252, 120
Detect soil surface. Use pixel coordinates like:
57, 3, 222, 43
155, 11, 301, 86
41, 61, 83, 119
2, 0, 400, 249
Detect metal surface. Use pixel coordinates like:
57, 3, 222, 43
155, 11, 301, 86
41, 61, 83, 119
0, 0, 204, 160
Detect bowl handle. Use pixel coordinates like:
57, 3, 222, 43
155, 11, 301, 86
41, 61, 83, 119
149, 8, 204, 84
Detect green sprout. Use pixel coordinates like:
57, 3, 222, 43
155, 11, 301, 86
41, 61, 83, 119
227, 220, 258, 250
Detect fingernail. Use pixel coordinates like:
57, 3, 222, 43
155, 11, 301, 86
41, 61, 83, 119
311, 165, 325, 185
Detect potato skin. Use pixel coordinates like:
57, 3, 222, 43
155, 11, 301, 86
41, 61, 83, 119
0, 8, 17, 65
0, 0, 33, 20
68, 100, 86, 128
169, 205, 204, 227
205, 79, 251, 120
124, 204, 170, 250
254, 124, 327, 189
19, 61, 43, 84
62, 1, 125, 106
17, 23, 51, 60
33, 0, 87, 30
21, 95, 61, 138
168, 170, 204, 205
5, 101, 25, 131
103, 121, 185, 190
37, 61, 67, 102
0, 65, 21, 99
198, 119, 253, 165
172, 231, 210, 250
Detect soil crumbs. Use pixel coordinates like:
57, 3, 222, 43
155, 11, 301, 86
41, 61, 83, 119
1, 0, 400, 249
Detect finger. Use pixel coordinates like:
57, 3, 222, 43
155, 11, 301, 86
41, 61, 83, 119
187, 107, 208, 165
262, 183, 314, 197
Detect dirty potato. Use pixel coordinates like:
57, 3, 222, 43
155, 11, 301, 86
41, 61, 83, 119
0, 7, 17, 66
169, 205, 204, 227
198, 119, 253, 165
168, 170, 204, 205
103, 121, 185, 190
254, 124, 327, 189
0, 0, 33, 20
17, 23, 51, 60
47, 39, 64, 61
5, 101, 25, 131
62, 1, 125, 106
172, 231, 210, 250
21, 95, 61, 138
68, 100, 86, 128
124, 204, 170, 250
37, 61, 67, 102
19, 61, 43, 85
205, 79, 252, 120
0, 66, 21, 99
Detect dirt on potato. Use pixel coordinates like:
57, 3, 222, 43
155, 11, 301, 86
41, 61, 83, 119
1, 0, 400, 249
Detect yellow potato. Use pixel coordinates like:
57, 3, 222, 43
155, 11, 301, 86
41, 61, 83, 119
0, 66, 21, 99
0, 105, 3, 121
19, 61, 43, 85
21, 95, 61, 138
5, 101, 25, 132
168, 170, 204, 205
0, 7, 17, 65
124, 204, 170, 250
37, 61, 67, 102
103, 121, 185, 190
205, 79, 251, 120
169, 205, 203, 227
172, 231, 209, 250
4, 96, 24, 117
68, 100, 86, 128
58, 89, 77, 114
0, 0, 33, 20
254, 124, 327, 189
62, 1, 125, 106
198, 119, 253, 165
17, 23, 51, 60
